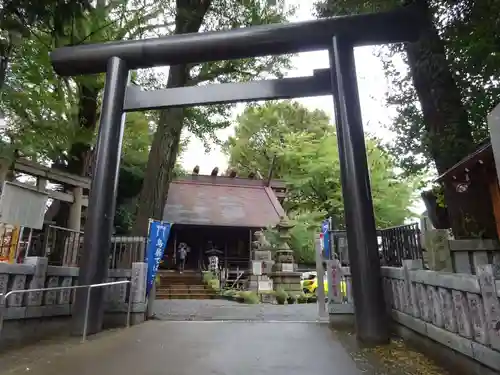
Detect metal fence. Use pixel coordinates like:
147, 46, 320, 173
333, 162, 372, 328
0, 280, 131, 342
110, 236, 146, 269
5, 224, 146, 268
379, 222, 422, 267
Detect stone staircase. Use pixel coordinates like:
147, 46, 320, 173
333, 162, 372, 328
156, 270, 217, 300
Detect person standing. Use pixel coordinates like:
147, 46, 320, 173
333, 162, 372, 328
178, 243, 188, 273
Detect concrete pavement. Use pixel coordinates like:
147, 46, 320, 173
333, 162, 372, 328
0, 321, 363, 375
152, 299, 328, 321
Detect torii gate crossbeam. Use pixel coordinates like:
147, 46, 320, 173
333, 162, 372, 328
50, 4, 424, 344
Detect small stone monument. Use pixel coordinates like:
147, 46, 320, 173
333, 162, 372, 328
270, 217, 301, 295
423, 229, 452, 272
247, 230, 274, 301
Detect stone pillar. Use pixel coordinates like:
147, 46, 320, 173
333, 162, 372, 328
131, 262, 148, 322
24, 257, 48, 307
476, 264, 500, 351
68, 186, 83, 232
131, 262, 147, 304
247, 230, 274, 302
36, 177, 47, 191
424, 229, 452, 272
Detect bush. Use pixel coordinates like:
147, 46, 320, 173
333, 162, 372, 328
287, 294, 296, 304
202, 271, 215, 284
307, 295, 317, 303
275, 289, 288, 305
208, 279, 220, 291
239, 291, 260, 304
222, 289, 237, 297
297, 293, 307, 304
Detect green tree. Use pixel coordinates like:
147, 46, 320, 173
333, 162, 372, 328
1, 1, 294, 234
224, 101, 331, 178
274, 131, 416, 227
133, 0, 294, 235
115, 112, 188, 234
315, 0, 499, 238
0, 0, 91, 89
227, 101, 418, 261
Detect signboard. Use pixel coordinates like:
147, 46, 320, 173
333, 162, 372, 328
145, 220, 172, 295
0, 182, 48, 229
321, 219, 331, 259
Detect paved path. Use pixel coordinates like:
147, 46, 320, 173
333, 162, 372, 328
152, 299, 328, 321
0, 321, 362, 375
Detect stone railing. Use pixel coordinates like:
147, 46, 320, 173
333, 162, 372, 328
448, 239, 500, 274
382, 260, 500, 372
422, 229, 500, 274
0, 257, 147, 349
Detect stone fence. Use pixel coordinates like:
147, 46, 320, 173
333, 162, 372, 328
328, 261, 500, 374
0, 257, 147, 349
382, 261, 500, 373
422, 229, 500, 274
448, 239, 500, 274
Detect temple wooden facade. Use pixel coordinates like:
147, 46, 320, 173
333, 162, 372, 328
161, 172, 286, 272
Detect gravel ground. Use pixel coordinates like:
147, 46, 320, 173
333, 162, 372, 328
152, 299, 328, 322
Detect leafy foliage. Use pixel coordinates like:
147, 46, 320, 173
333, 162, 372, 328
314, 0, 500, 239
314, 0, 500, 176
224, 101, 330, 178
228, 101, 419, 264
134, 0, 295, 234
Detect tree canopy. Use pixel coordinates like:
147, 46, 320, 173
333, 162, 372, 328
0, 0, 295, 234
226, 101, 418, 263
315, 0, 500, 239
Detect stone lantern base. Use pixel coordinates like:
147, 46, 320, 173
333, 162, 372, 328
270, 271, 302, 294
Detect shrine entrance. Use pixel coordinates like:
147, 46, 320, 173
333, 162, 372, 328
162, 224, 252, 272
50, 4, 424, 343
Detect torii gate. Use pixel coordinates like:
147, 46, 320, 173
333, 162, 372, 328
50, 4, 423, 343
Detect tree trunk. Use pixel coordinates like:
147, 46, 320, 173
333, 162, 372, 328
53, 83, 98, 227
405, 0, 496, 238
133, 104, 185, 235
132, 0, 212, 236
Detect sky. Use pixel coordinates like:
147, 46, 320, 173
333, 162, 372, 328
180, 0, 397, 174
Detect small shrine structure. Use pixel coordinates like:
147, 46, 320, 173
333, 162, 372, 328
162, 167, 287, 275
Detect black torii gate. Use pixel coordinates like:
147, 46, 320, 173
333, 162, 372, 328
50, 4, 423, 344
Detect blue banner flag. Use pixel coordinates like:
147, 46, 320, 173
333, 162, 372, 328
145, 220, 172, 295
321, 219, 330, 259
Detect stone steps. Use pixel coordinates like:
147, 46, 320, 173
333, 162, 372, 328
156, 288, 217, 300
156, 270, 216, 300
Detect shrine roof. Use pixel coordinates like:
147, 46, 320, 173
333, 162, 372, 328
162, 177, 286, 228
435, 140, 493, 183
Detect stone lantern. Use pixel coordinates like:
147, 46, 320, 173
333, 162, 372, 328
271, 216, 302, 294
274, 216, 295, 266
